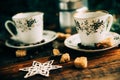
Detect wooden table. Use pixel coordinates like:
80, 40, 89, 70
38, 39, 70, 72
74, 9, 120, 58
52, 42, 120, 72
0, 40, 120, 80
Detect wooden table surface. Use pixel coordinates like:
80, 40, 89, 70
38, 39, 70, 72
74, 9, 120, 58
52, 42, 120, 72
0, 40, 120, 80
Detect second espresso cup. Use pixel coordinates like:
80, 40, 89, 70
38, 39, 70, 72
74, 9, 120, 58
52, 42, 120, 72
73, 11, 113, 47
5, 12, 44, 44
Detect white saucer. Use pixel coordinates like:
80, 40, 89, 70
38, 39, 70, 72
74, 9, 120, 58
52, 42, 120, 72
5, 30, 57, 49
64, 32, 120, 52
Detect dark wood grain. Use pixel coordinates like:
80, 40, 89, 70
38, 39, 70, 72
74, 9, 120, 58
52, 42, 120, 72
0, 47, 120, 80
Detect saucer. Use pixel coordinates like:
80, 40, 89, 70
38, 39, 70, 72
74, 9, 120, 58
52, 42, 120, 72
64, 32, 120, 52
5, 30, 57, 49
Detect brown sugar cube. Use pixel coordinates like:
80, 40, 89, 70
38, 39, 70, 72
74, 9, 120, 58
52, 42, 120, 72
57, 32, 66, 39
16, 49, 27, 57
60, 53, 70, 63
74, 57, 87, 68
65, 28, 72, 34
53, 48, 60, 56
96, 37, 114, 48
64, 34, 71, 38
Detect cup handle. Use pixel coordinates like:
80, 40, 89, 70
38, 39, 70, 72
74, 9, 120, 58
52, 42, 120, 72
5, 20, 16, 37
106, 14, 113, 32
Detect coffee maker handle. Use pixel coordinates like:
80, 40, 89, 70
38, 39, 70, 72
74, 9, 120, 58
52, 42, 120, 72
106, 14, 113, 32
5, 20, 16, 37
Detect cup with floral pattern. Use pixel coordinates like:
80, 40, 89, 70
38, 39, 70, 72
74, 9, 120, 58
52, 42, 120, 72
5, 12, 44, 44
73, 11, 113, 47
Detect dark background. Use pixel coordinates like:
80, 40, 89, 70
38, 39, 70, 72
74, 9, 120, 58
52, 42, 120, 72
88, 0, 120, 14
0, 0, 120, 40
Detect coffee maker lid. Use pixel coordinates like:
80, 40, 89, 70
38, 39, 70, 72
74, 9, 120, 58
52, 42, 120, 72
59, 0, 83, 10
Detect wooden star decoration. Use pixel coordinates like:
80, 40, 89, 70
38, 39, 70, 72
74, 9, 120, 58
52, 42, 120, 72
19, 60, 62, 78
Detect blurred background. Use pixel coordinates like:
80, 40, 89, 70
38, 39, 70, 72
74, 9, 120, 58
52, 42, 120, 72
0, 0, 120, 40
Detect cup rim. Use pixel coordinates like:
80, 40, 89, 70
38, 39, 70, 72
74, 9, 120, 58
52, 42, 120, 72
74, 10, 109, 19
12, 12, 44, 19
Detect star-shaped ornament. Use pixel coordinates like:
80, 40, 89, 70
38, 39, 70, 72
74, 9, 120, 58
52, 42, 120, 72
19, 60, 62, 78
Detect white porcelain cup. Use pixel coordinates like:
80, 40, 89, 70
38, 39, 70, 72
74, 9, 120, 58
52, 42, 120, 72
73, 11, 113, 47
5, 12, 44, 44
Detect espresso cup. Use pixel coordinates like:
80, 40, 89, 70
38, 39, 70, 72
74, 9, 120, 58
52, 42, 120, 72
73, 11, 113, 47
5, 12, 44, 44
